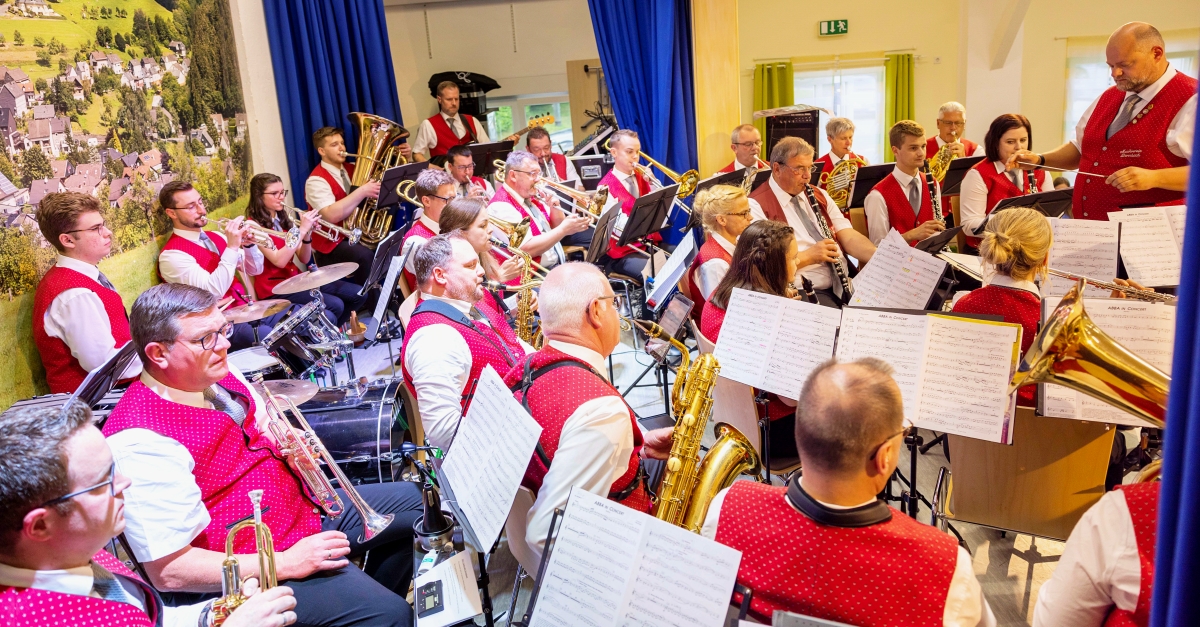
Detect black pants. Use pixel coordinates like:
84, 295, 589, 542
560, 227, 596, 249
314, 239, 375, 287
601, 253, 647, 284
290, 482, 424, 627
283, 279, 367, 327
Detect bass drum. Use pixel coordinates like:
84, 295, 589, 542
297, 378, 407, 485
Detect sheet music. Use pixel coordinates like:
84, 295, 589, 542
1045, 219, 1119, 298
713, 288, 841, 399
835, 308, 928, 421
530, 489, 741, 627
414, 551, 483, 627
915, 315, 1020, 444
441, 366, 543, 550
938, 252, 985, 282
849, 229, 947, 310
1163, 204, 1187, 249
1116, 208, 1182, 286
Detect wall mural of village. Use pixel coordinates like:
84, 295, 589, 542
0, 0, 252, 407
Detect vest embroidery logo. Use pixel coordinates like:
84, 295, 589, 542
1120, 149, 1143, 159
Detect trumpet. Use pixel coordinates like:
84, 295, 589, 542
283, 204, 363, 246
604, 138, 700, 198
488, 215, 531, 249
215, 219, 300, 251
1047, 269, 1176, 303
256, 376, 393, 542
211, 490, 276, 626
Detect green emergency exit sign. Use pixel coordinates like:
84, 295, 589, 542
819, 20, 849, 36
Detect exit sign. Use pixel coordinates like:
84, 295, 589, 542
819, 20, 848, 36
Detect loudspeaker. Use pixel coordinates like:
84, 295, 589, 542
763, 109, 820, 157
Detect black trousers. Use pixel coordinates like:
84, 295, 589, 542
601, 253, 647, 284
560, 227, 596, 249
314, 239, 375, 287
283, 279, 367, 327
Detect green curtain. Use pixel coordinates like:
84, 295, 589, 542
752, 61, 794, 160
884, 53, 915, 162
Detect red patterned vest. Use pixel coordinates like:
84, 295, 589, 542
32, 266, 131, 394
504, 345, 650, 513
951, 284, 1040, 406
0, 549, 161, 627
718, 157, 768, 174
401, 219, 438, 292
966, 161, 1047, 248
1103, 482, 1160, 627
252, 229, 302, 297
598, 168, 656, 259
305, 162, 356, 253
101, 373, 323, 553
716, 481, 958, 625
1075, 72, 1196, 220
688, 236, 733, 308
700, 300, 727, 343
814, 152, 866, 191
489, 185, 552, 276
158, 232, 249, 303
926, 137, 979, 159
548, 153, 568, 180
427, 113, 479, 157
868, 173, 935, 246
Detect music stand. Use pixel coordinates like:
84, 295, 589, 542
938, 156, 986, 195
428, 454, 497, 627
915, 225, 963, 254
809, 160, 826, 181
376, 162, 432, 208
693, 168, 746, 195
358, 227, 405, 297
469, 141, 515, 178
749, 168, 772, 193
69, 342, 138, 409
848, 164, 894, 208
617, 184, 679, 248
584, 203, 622, 265
993, 189, 1073, 218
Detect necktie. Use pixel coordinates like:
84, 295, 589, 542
788, 195, 842, 298
96, 271, 116, 292
197, 232, 219, 254
205, 384, 248, 426
625, 174, 639, 199
527, 198, 564, 266
447, 116, 461, 138
1008, 171, 1022, 189
468, 306, 485, 321
460, 182, 471, 197
541, 160, 553, 180
339, 168, 352, 193
1107, 94, 1142, 140
908, 178, 922, 216
90, 563, 145, 612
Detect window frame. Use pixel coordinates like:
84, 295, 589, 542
792, 62, 887, 165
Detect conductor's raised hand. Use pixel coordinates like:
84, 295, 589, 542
1006, 149, 1040, 171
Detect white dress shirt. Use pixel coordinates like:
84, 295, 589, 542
983, 273, 1042, 297
1033, 489, 1142, 627
697, 233, 736, 300
401, 214, 440, 273
106, 368, 270, 563
487, 183, 564, 268
959, 162, 1055, 236
454, 175, 495, 199
825, 152, 869, 167
727, 157, 770, 172
0, 559, 204, 627
1071, 65, 1195, 161
934, 135, 985, 158
524, 340, 636, 564
157, 229, 264, 297
539, 155, 581, 184
304, 160, 353, 213
412, 112, 491, 157
864, 166, 943, 245
747, 177, 852, 290
42, 255, 141, 379
701, 485, 996, 627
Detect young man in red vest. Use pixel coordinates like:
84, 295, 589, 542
32, 192, 140, 394
815, 117, 870, 192
504, 262, 673, 563
748, 136, 875, 308
702, 357, 994, 626
526, 126, 583, 190
487, 150, 591, 274
103, 283, 423, 627
927, 102, 984, 161
401, 234, 529, 451
412, 81, 491, 162
445, 144, 495, 199
597, 130, 666, 281
399, 167, 456, 292
303, 126, 381, 286
1012, 22, 1195, 220
717, 124, 769, 174
864, 121, 948, 246
157, 181, 275, 351
0, 401, 297, 627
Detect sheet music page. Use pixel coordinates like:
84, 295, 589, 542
441, 366, 543, 550
1045, 219, 1120, 298
939, 252, 986, 282
414, 551, 483, 627
1116, 208, 1182, 286
530, 489, 741, 627
849, 229, 947, 309
915, 315, 1021, 443
713, 288, 841, 399
1163, 204, 1187, 251
835, 308, 929, 421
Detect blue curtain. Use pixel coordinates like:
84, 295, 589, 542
1152, 80, 1200, 626
262, 0, 403, 202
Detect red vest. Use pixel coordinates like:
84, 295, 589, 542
548, 153, 567, 180
32, 266, 131, 394
718, 157, 768, 174
400, 219, 438, 292
749, 182, 840, 241
504, 346, 650, 513
700, 300, 727, 343
489, 185, 552, 276
1103, 482, 1160, 627
951, 284, 1040, 406
427, 113, 479, 157
688, 236, 732, 308
598, 168, 656, 259
926, 137, 979, 159
715, 481, 958, 625
966, 162, 1047, 248
305, 162, 356, 253
252, 229, 302, 297
0, 549, 161, 627
101, 373, 323, 553
868, 173, 935, 246
159, 232, 250, 303
1075, 72, 1196, 220
814, 152, 866, 190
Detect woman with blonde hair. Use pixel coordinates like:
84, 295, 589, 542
688, 184, 755, 307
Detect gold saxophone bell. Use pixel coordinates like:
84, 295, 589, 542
211, 490, 276, 626
342, 112, 410, 248
604, 138, 700, 198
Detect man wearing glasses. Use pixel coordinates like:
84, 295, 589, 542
399, 168, 456, 291
32, 192, 141, 394
103, 283, 423, 627
445, 145, 494, 200
717, 124, 770, 174
702, 358, 995, 627
0, 401, 299, 627
926, 101, 983, 160
864, 121, 948, 247
487, 150, 590, 275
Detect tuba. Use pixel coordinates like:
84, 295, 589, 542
211, 490, 276, 626
343, 112, 410, 247
636, 320, 761, 532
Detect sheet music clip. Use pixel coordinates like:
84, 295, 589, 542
68, 341, 138, 412
377, 162, 433, 209
938, 156, 987, 195
847, 164, 895, 209
914, 225, 963, 254
618, 183, 680, 248
469, 141, 516, 178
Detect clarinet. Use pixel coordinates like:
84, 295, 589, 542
802, 185, 854, 299
921, 159, 944, 224
1026, 168, 1038, 195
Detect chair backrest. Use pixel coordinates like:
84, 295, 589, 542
397, 290, 421, 329
691, 321, 761, 452
848, 207, 869, 239
503, 486, 541, 576
691, 319, 715, 354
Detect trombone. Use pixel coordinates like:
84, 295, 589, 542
488, 215, 531, 249
215, 219, 300, 251
283, 204, 363, 246
603, 138, 700, 199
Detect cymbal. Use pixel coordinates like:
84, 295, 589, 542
223, 298, 291, 324
255, 379, 319, 405
271, 262, 359, 295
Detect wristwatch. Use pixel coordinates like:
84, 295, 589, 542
1036, 154, 1046, 166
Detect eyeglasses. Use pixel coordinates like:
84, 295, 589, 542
64, 221, 107, 236
510, 168, 541, 180
170, 198, 207, 212
41, 462, 116, 507
729, 210, 752, 219
867, 420, 912, 461
265, 189, 289, 198
734, 140, 763, 148
428, 193, 453, 203
779, 162, 812, 176
451, 162, 475, 172
938, 120, 965, 127
184, 321, 234, 351
587, 293, 619, 313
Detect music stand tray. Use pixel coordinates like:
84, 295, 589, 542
848, 164, 894, 208
469, 141, 515, 178
585, 203, 622, 264
693, 168, 746, 195
939, 156, 986, 195
71, 342, 138, 408
993, 189, 1073, 218
377, 162, 433, 208
617, 184, 679, 248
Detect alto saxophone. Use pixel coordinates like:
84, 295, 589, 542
211, 490, 276, 626
636, 320, 761, 533
487, 237, 544, 346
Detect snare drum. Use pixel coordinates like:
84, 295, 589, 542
298, 378, 405, 484
227, 347, 286, 380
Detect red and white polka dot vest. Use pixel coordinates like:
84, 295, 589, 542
0, 550, 160, 627
1103, 482, 1160, 627
32, 266, 131, 394
700, 300, 727, 343
715, 481, 958, 626
400, 219, 438, 292
102, 373, 322, 553
159, 232, 249, 303
688, 236, 733, 308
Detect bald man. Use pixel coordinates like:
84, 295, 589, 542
504, 262, 672, 563
1012, 22, 1195, 220
703, 358, 994, 627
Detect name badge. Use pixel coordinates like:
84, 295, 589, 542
1120, 149, 1143, 159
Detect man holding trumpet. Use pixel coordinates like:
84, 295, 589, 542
486, 150, 590, 271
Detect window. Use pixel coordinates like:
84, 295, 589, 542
794, 64, 886, 165
485, 94, 573, 151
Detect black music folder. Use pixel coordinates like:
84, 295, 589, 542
993, 189, 1073, 218
809, 160, 826, 181
377, 162, 433, 208
693, 168, 746, 195
618, 184, 679, 248
938, 156, 986, 195
585, 202, 622, 264
915, 225, 963, 253
749, 168, 772, 193
848, 164, 894, 208
469, 140, 515, 178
